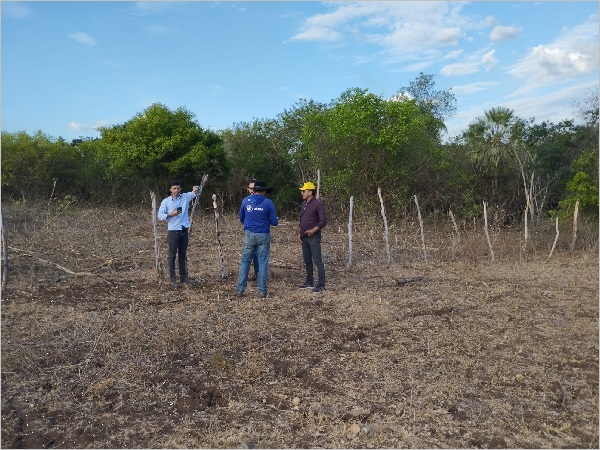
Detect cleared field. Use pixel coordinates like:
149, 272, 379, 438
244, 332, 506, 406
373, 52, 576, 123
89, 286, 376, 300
1, 205, 598, 448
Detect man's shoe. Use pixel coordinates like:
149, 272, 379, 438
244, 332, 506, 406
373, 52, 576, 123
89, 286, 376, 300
311, 285, 325, 293
258, 292, 268, 299
235, 290, 245, 297
170, 279, 180, 289
180, 277, 194, 284
298, 282, 314, 289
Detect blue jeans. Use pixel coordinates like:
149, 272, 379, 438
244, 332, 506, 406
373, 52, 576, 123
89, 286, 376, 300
237, 231, 270, 295
301, 232, 325, 287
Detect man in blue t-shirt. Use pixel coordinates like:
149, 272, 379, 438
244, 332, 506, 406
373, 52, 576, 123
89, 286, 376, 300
158, 180, 201, 288
236, 180, 278, 298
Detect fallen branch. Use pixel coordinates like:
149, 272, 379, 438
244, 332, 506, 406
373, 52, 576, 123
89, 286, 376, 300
8, 246, 111, 284
395, 276, 424, 286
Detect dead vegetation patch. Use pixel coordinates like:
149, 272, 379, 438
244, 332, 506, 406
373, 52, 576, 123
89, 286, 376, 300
1, 204, 598, 448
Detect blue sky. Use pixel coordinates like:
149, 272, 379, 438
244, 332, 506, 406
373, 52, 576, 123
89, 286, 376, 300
2, 1, 598, 142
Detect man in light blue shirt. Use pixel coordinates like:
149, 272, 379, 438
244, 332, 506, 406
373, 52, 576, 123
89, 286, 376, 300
158, 180, 201, 288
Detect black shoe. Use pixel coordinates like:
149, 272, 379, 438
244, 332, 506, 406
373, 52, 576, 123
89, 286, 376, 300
235, 290, 245, 297
180, 277, 194, 284
258, 292, 268, 299
170, 279, 181, 289
298, 282, 314, 289
311, 285, 325, 293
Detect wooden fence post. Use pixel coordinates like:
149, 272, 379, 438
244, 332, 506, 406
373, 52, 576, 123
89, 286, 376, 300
378, 188, 392, 266
570, 199, 580, 252
1, 208, 8, 291
150, 191, 164, 281
547, 217, 559, 261
414, 195, 428, 264
449, 208, 460, 244
483, 201, 495, 262
347, 196, 354, 268
316, 169, 321, 199
212, 194, 228, 279
189, 173, 209, 236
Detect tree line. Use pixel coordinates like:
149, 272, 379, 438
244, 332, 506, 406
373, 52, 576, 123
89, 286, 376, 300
2, 74, 597, 224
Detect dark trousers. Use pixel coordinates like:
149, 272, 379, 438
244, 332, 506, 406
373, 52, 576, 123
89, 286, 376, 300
167, 229, 189, 280
301, 232, 325, 287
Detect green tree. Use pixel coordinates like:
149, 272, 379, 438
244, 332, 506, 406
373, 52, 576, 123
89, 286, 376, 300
222, 118, 297, 213
277, 99, 328, 185
461, 107, 522, 207
396, 72, 456, 140
557, 149, 599, 219
97, 103, 228, 200
301, 87, 441, 218
1, 131, 88, 201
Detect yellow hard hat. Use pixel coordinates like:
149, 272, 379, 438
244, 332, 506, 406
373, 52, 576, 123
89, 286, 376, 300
299, 182, 316, 191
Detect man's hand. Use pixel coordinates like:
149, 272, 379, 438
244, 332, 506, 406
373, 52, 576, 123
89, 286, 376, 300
306, 227, 319, 237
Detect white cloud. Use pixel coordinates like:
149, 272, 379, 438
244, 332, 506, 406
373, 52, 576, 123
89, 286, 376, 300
69, 32, 97, 48
490, 25, 522, 42
69, 122, 88, 131
2, 2, 33, 19
503, 79, 598, 123
291, 27, 342, 42
289, 1, 470, 55
452, 81, 500, 95
482, 49, 498, 71
507, 16, 598, 86
145, 24, 171, 35
209, 85, 225, 96
443, 49, 464, 61
69, 119, 115, 132
441, 62, 479, 76
69, 121, 98, 132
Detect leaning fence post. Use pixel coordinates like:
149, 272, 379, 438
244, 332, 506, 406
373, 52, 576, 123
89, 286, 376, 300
212, 194, 228, 279
378, 188, 392, 266
1, 208, 8, 291
483, 201, 495, 262
547, 217, 559, 261
414, 195, 428, 264
347, 196, 354, 268
316, 169, 321, 199
150, 191, 164, 282
189, 173, 209, 236
569, 199, 580, 252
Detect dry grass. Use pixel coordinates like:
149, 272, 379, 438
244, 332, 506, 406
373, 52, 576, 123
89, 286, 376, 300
1, 203, 598, 448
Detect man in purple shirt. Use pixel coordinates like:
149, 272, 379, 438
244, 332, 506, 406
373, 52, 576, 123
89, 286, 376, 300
297, 182, 327, 293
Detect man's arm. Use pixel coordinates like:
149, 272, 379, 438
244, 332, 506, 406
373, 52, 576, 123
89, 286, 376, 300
158, 199, 169, 221
269, 201, 279, 227
317, 201, 327, 230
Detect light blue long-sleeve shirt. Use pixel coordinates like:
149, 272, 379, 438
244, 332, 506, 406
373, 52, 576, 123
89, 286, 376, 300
158, 191, 198, 231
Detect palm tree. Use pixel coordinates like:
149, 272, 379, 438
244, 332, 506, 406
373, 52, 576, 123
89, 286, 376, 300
465, 106, 517, 205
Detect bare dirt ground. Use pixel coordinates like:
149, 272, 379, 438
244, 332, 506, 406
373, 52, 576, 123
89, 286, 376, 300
1, 204, 598, 449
